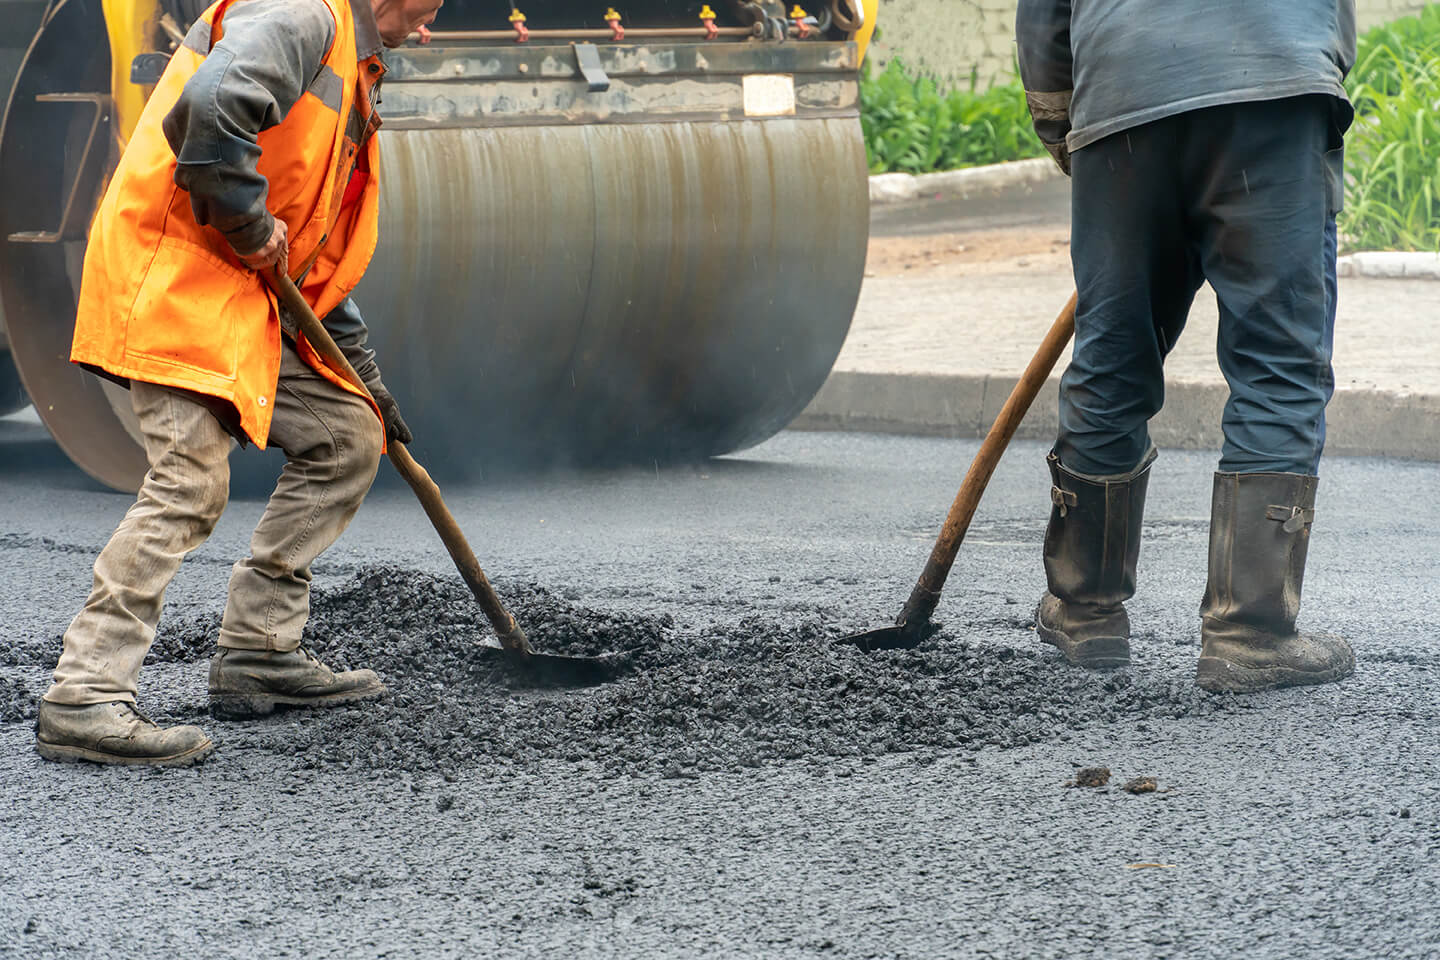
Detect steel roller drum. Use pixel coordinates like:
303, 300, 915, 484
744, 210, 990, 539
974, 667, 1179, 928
1, 5, 868, 489
360, 118, 867, 469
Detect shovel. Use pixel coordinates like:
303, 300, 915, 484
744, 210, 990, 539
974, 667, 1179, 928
268, 270, 626, 685
838, 291, 1077, 652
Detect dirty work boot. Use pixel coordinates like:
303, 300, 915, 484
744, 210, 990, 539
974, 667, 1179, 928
34, 701, 214, 767
1196, 472, 1354, 694
208, 646, 386, 718
1034, 449, 1155, 668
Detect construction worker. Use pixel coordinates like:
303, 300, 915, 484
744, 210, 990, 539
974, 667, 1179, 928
34, 0, 444, 766
1016, 1, 1357, 692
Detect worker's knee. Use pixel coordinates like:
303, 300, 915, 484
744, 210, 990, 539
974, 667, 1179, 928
1056, 376, 1158, 477
330, 395, 383, 491
177, 452, 231, 530
146, 448, 230, 530
193, 465, 231, 525
1054, 428, 1152, 478
1220, 400, 1327, 474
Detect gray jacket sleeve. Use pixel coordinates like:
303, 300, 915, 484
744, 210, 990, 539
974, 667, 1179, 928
162, 0, 336, 256
1015, 0, 1074, 175
320, 298, 387, 395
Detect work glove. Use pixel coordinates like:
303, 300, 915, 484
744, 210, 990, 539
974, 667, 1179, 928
1040, 138, 1071, 177
370, 386, 413, 446
1023, 89, 1073, 177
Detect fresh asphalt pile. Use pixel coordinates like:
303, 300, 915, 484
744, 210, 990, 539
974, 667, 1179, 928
6, 564, 1246, 775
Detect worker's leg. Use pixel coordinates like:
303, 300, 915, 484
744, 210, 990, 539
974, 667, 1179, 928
209, 340, 385, 717
37, 383, 225, 765
1059, 117, 1204, 475
1190, 96, 1338, 475
1036, 117, 1204, 668
46, 384, 232, 704
1319, 214, 1339, 455
1188, 96, 1353, 693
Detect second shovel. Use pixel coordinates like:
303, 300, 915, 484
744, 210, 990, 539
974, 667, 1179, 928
838, 291, 1077, 652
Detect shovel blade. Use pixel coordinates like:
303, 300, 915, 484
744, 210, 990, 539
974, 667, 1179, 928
478, 643, 629, 686
835, 625, 921, 653
835, 617, 937, 653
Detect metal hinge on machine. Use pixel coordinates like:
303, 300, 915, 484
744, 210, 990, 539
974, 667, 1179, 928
572, 42, 610, 92
130, 53, 172, 84
6, 93, 111, 244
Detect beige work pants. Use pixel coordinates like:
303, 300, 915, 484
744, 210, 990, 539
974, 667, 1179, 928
45, 343, 382, 705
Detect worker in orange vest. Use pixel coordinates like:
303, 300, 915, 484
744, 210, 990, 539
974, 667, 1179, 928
35, 0, 444, 767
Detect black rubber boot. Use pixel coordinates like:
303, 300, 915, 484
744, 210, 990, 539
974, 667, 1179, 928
1034, 448, 1154, 668
209, 646, 386, 719
1196, 472, 1354, 694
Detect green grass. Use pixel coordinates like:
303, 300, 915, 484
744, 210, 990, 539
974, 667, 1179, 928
1341, 5, 1440, 251
859, 58, 1044, 174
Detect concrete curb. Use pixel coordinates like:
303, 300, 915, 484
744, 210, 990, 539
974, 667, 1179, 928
1337, 251, 1440, 280
868, 164, 1438, 283
869, 158, 1062, 204
793, 371, 1440, 461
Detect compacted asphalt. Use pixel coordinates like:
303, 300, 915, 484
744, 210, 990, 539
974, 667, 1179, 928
1, 412, 1437, 958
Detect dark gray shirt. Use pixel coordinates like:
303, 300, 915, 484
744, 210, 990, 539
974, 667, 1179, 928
1016, 0, 1356, 155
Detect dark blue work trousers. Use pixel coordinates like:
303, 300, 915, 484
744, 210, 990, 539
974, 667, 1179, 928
1058, 95, 1344, 476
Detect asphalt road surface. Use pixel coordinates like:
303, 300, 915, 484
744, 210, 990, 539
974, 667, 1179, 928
2, 412, 1437, 959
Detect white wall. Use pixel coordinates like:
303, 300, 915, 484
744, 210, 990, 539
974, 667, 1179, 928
867, 0, 1434, 91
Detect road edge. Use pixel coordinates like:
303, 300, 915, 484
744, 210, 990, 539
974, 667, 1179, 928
793, 371, 1440, 461
869, 158, 1061, 204
1336, 251, 1440, 281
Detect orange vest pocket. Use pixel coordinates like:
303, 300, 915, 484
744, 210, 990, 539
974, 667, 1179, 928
124, 236, 256, 381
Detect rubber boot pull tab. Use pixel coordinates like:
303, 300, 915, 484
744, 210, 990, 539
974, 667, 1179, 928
1266, 504, 1314, 534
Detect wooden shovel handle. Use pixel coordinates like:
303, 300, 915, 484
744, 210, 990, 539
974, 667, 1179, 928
896, 291, 1078, 629
267, 270, 532, 655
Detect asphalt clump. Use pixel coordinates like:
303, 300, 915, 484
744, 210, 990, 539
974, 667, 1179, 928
177, 565, 1241, 775
1122, 776, 1159, 794
1069, 766, 1111, 788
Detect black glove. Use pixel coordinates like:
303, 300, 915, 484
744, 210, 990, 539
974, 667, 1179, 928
1023, 90, 1073, 177
1040, 138, 1071, 176
370, 386, 413, 446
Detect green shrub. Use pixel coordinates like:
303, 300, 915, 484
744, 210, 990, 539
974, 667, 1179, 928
859, 58, 1045, 174
1341, 6, 1440, 251
1348, 4, 1440, 104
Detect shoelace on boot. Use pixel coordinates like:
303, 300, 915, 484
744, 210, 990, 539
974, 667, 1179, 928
116, 702, 160, 730
295, 645, 328, 667
293, 645, 338, 680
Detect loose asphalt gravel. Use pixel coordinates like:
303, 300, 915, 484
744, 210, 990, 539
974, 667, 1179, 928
1, 413, 1437, 958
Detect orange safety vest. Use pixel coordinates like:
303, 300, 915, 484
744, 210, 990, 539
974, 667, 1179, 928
72, 0, 385, 448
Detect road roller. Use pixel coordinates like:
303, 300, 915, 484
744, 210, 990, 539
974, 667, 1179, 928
0, 0, 874, 491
